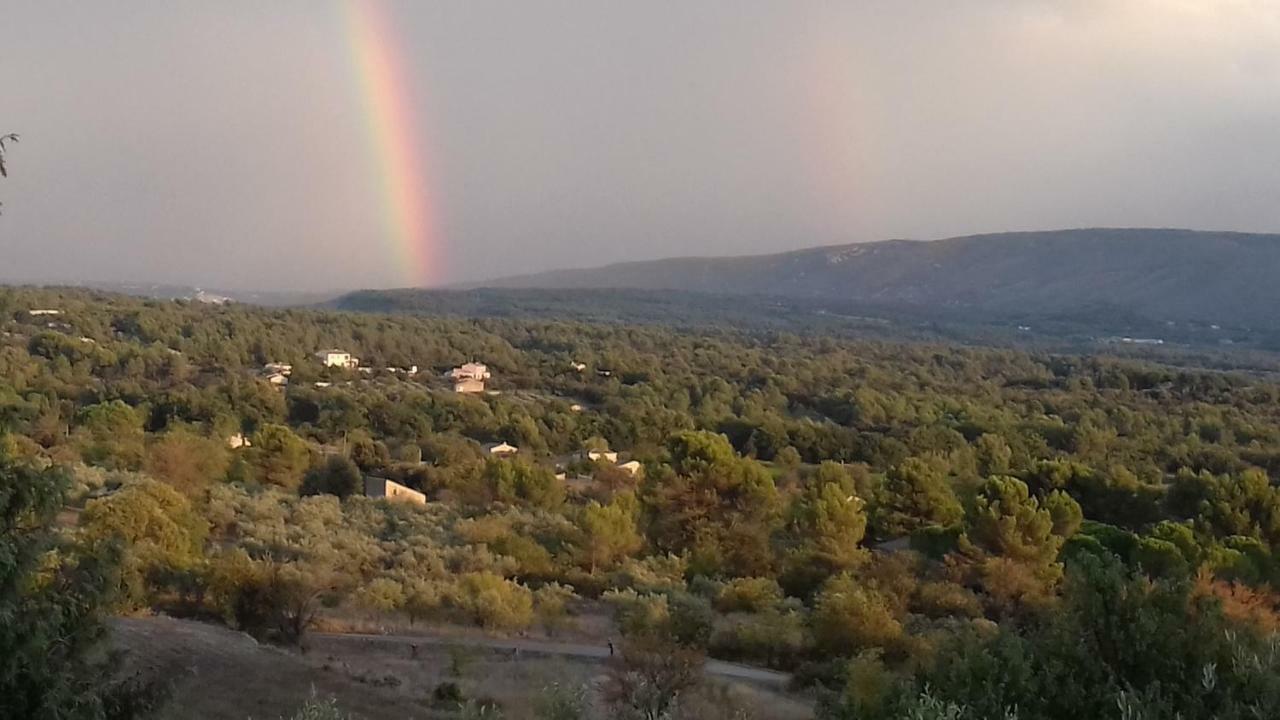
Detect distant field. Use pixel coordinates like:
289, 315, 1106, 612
111, 617, 812, 720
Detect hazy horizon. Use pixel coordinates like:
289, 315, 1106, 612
5, 1, 1280, 292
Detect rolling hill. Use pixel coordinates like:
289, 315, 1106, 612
473, 228, 1280, 330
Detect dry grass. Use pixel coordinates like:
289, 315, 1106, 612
111, 616, 812, 720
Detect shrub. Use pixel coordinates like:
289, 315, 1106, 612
603, 589, 670, 637
432, 681, 465, 705
709, 610, 810, 669
534, 683, 588, 720
715, 577, 784, 613
603, 636, 703, 720
283, 696, 351, 720
667, 592, 715, 648
609, 554, 688, 594
911, 581, 983, 619
449, 572, 534, 631
353, 578, 406, 613
534, 582, 577, 632
300, 455, 363, 499
811, 574, 903, 656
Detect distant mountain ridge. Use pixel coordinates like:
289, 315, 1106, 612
474, 229, 1280, 330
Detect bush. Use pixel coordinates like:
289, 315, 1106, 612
909, 525, 962, 559
432, 681, 465, 705
448, 572, 534, 631
534, 683, 588, 720
225, 560, 337, 646
715, 577, 784, 613
353, 578, 406, 613
811, 574, 903, 656
667, 592, 715, 648
300, 455, 363, 499
609, 554, 688, 594
603, 636, 703, 720
459, 698, 504, 719
709, 610, 810, 669
534, 582, 577, 632
911, 581, 983, 619
603, 589, 670, 637
283, 696, 351, 720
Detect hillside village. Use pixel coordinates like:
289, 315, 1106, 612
244, 348, 640, 506
7, 298, 645, 514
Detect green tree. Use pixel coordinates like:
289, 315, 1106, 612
975, 433, 1013, 476
75, 401, 146, 470
144, 428, 230, 498
0, 447, 160, 719
576, 494, 644, 574
829, 556, 1280, 720
783, 461, 869, 595
80, 479, 208, 607
346, 429, 390, 473
647, 431, 781, 577
1170, 468, 1280, 546
249, 424, 310, 489
1043, 490, 1083, 538
300, 455, 363, 499
968, 476, 1063, 566
477, 458, 565, 509
876, 457, 963, 537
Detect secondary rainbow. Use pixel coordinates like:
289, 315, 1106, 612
344, 0, 440, 286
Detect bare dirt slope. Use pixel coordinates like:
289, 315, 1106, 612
111, 616, 811, 720
112, 616, 455, 719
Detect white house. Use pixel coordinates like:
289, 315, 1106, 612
484, 441, 519, 457
617, 460, 643, 477
364, 477, 426, 506
569, 361, 587, 372
28, 309, 61, 316
315, 349, 359, 369
227, 433, 251, 449
586, 449, 619, 464
265, 372, 290, 387
446, 362, 491, 381
453, 377, 486, 394
263, 362, 293, 376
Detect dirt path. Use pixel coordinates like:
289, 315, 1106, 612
317, 630, 793, 686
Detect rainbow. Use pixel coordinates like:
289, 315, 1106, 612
343, 0, 441, 286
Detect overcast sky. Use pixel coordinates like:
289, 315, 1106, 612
3, 1, 1280, 291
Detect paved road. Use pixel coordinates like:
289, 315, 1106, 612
315, 631, 792, 686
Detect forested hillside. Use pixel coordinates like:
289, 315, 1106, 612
8, 285, 1280, 718
477, 228, 1280, 332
